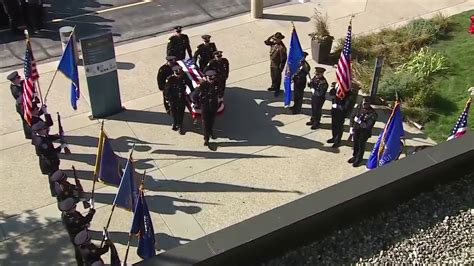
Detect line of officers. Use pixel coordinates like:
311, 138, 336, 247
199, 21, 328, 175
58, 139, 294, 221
157, 26, 229, 146
7, 72, 111, 265
264, 32, 378, 167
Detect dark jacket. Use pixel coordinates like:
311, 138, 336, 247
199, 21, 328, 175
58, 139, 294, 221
167, 34, 192, 60
157, 63, 174, 91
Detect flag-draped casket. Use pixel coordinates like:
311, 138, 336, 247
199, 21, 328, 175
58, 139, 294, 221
177, 59, 225, 118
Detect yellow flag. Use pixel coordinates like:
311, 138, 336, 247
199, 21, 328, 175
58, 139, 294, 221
93, 128, 105, 177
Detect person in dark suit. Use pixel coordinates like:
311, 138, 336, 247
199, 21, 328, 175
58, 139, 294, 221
157, 55, 177, 113
199, 70, 220, 146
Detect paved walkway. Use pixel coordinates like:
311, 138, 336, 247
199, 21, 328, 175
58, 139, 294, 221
1, 0, 471, 264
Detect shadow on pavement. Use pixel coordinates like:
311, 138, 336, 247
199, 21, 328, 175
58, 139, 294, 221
262, 13, 310, 22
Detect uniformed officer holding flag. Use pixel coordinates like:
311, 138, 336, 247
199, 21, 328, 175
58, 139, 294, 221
348, 97, 378, 167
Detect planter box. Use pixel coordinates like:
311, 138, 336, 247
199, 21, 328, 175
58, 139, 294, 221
311, 38, 333, 64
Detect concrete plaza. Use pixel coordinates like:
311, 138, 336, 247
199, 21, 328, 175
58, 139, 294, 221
1, 0, 471, 264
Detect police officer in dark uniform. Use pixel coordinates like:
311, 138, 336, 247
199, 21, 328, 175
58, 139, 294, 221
327, 84, 351, 148
306, 67, 329, 129
290, 52, 310, 114
59, 198, 96, 265
165, 65, 192, 135
51, 170, 81, 203
264, 32, 287, 97
204, 51, 229, 97
32, 120, 64, 196
167, 26, 192, 60
193, 34, 218, 72
199, 70, 220, 146
74, 230, 111, 266
7, 71, 23, 100
7, 71, 32, 139
157, 56, 177, 113
348, 97, 378, 167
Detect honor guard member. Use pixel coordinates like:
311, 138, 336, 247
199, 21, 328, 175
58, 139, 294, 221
8, 71, 32, 139
348, 97, 377, 167
59, 198, 96, 265
306, 68, 329, 129
327, 84, 351, 148
264, 32, 287, 97
74, 230, 111, 266
7, 71, 23, 100
193, 34, 218, 72
51, 170, 81, 202
167, 26, 192, 60
204, 51, 229, 97
290, 52, 310, 114
32, 120, 64, 196
199, 70, 220, 146
157, 55, 177, 113
165, 65, 192, 135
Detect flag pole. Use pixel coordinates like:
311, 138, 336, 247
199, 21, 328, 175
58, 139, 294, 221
123, 170, 147, 265
44, 26, 77, 102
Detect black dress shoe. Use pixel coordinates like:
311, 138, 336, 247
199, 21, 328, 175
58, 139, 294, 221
327, 138, 335, 143
179, 129, 185, 135
347, 157, 355, 163
331, 142, 340, 148
274, 91, 281, 97
310, 123, 320, 130
211, 134, 217, 140
306, 121, 313, 126
172, 125, 178, 131
352, 161, 361, 167
267, 87, 275, 91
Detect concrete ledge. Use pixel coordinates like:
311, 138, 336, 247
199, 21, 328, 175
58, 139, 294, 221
135, 133, 474, 266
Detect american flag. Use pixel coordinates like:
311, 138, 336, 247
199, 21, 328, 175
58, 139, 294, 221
177, 59, 225, 118
22, 41, 39, 125
336, 21, 352, 99
447, 98, 471, 141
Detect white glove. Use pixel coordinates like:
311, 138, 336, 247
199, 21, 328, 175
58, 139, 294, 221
89, 198, 95, 209
310, 88, 315, 94
103, 229, 108, 240
354, 116, 362, 124
41, 105, 48, 115
349, 127, 354, 135
60, 143, 68, 150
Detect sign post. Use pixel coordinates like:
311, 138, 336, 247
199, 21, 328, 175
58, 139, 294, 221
80, 32, 123, 118
370, 56, 383, 103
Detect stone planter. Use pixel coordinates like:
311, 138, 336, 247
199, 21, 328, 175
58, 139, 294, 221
311, 37, 333, 64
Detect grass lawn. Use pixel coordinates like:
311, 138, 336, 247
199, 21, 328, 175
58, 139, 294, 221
423, 10, 474, 143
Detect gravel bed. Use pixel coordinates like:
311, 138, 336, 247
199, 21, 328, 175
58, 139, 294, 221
264, 172, 474, 265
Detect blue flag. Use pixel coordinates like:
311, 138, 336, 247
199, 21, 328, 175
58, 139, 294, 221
367, 102, 405, 169
98, 135, 123, 186
57, 35, 80, 110
113, 158, 138, 210
283, 27, 304, 106
131, 190, 156, 259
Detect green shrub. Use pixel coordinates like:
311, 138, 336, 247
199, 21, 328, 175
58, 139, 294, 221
404, 19, 441, 43
397, 48, 448, 79
402, 105, 433, 124
378, 70, 423, 100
